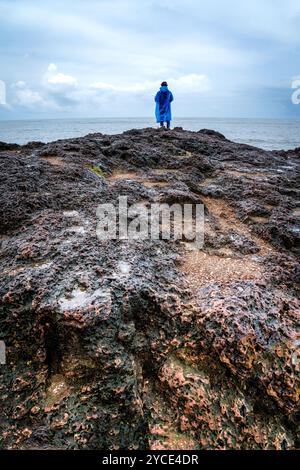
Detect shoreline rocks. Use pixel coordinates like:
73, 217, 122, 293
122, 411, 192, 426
0, 127, 299, 449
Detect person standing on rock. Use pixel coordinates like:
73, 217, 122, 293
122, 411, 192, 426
155, 81, 174, 129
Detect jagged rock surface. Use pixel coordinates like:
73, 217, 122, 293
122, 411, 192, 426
0, 127, 299, 450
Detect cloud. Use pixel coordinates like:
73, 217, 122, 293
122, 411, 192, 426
44, 63, 78, 89
10, 63, 79, 110
47, 63, 57, 72
90, 74, 211, 94
8, 63, 211, 116
13, 81, 27, 88
47, 72, 77, 87
9, 64, 80, 111
169, 74, 211, 93
90, 81, 149, 93
11, 81, 52, 109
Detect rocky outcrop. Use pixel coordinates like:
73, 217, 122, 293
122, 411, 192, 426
0, 127, 299, 450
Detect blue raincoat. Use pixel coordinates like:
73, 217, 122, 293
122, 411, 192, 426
155, 86, 174, 123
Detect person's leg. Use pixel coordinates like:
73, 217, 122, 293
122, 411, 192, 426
166, 121, 170, 129
160, 121, 164, 128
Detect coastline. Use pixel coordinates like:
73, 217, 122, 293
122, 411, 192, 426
1, 117, 300, 150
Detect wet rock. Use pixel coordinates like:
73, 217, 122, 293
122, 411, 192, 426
198, 129, 227, 140
23, 141, 46, 150
0, 141, 20, 151
0, 127, 299, 450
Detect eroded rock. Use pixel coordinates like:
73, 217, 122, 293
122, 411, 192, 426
0, 127, 299, 450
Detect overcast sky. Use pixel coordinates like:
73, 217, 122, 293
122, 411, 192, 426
0, 0, 300, 120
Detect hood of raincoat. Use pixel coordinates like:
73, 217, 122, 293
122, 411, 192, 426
160, 86, 169, 92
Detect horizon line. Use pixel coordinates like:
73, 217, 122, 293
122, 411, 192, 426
1, 116, 300, 123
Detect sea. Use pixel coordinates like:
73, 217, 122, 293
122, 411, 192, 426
0, 117, 300, 151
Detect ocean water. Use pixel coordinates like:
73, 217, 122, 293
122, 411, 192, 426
0, 117, 300, 151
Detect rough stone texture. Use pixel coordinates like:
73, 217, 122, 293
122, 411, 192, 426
0, 127, 299, 450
